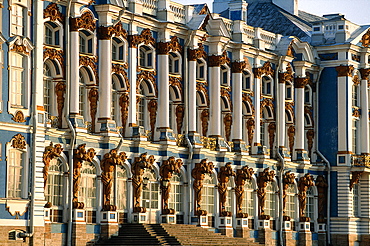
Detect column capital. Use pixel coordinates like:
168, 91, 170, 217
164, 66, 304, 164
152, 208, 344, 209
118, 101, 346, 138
128, 29, 155, 48
359, 68, 370, 80
157, 42, 171, 55
231, 61, 246, 73
253, 67, 263, 79
294, 77, 309, 88
336, 65, 354, 77
69, 12, 96, 32
208, 51, 230, 67
98, 22, 127, 40
188, 43, 207, 61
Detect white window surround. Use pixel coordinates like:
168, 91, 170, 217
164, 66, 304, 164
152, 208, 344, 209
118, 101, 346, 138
262, 76, 273, 96
79, 30, 95, 55
196, 58, 207, 81
220, 64, 230, 86
139, 44, 155, 69
201, 173, 215, 215
44, 21, 63, 48
169, 52, 182, 76
112, 37, 127, 63
8, 37, 33, 117
242, 70, 252, 91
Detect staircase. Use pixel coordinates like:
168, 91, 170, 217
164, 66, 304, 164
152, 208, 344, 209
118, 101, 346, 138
96, 224, 262, 246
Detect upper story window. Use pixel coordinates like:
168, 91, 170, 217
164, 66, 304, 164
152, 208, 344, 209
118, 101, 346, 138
352, 84, 359, 107
10, 52, 25, 107
304, 86, 311, 105
262, 76, 272, 96
112, 37, 125, 62
242, 71, 251, 90
169, 52, 181, 75
285, 82, 293, 100
11, 4, 26, 36
43, 63, 52, 115
79, 30, 93, 54
44, 21, 60, 47
221, 65, 230, 86
196, 59, 206, 81
139, 45, 154, 69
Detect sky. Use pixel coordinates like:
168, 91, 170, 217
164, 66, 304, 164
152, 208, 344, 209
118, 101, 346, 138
176, 0, 370, 25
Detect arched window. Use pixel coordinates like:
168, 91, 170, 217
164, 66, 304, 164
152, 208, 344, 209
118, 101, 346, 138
306, 186, 315, 221
285, 184, 296, 219
265, 182, 277, 218
242, 71, 251, 90
79, 30, 93, 54
201, 174, 215, 214
220, 65, 230, 86
44, 21, 60, 46
43, 63, 53, 116
139, 45, 154, 68
196, 59, 206, 81
116, 165, 127, 210
352, 183, 359, 217
142, 169, 159, 210
46, 158, 64, 222
112, 37, 125, 62
242, 179, 255, 217
169, 52, 181, 75
285, 82, 293, 100
169, 173, 183, 214
262, 76, 272, 96
79, 161, 97, 223
7, 148, 25, 198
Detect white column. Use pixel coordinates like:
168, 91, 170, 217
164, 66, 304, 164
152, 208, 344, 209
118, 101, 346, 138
98, 39, 112, 119
157, 53, 170, 128
209, 66, 221, 136
278, 78, 285, 147
188, 59, 197, 133
231, 63, 242, 140
253, 75, 261, 145
70, 31, 80, 114
360, 69, 370, 154
128, 46, 137, 126
294, 78, 306, 150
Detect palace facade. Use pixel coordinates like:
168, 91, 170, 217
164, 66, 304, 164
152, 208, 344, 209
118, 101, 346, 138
1, 0, 370, 245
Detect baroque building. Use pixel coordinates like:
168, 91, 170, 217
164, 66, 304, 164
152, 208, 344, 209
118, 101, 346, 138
1, 0, 370, 245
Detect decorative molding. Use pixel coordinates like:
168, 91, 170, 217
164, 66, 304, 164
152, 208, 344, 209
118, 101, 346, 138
73, 144, 96, 209
169, 76, 183, 96
282, 171, 295, 219
201, 109, 209, 136
55, 81, 66, 128
306, 129, 314, 158
11, 134, 26, 150
257, 168, 274, 220
43, 143, 63, 192
286, 102, 295, 123
79, 56, 98, 84
294, 77, 309, 88
268, 122, 276, 153
157, 36, 182, 55
11, 44, 30, 56
70, 11, 96, 32
44, 3, 64, 23
191, 159, 214, 216
353, 75, 360, 86
88, 87, 99, 132
316, 175, 328, 223
119, 93, 129, 137
98, 22, 127, 40
188, 43, 207, 61
286, 42, 294, 57
128, 29, 155, 48
137, 70, 157, 95
231, 61, 246, 73
235, 166, 254, 218
196, 82, 209, 106
223, 113, 232, 142
218, 163, 235, 217
131, 153, 155, 213
353, 108, 360, 117
288, 125, 295, 154
336, 65, 354, 77
208, 51, 230, 67
44, 48, 64, 66
260, 98, 274, 118
175, 105, 185, 134
350, 171, 364, 191
246, 118, 255, 146
148, 100, 157, 140
101, 149, 127, 211
359, 68, 370, 80
360, 29, 370, 47
298, 173, 314, 221
11, 111, 26, 123
242, 93, 255, 116
112, 64, 129, 91
160, 157, 183, 215
254, 61, 275, 78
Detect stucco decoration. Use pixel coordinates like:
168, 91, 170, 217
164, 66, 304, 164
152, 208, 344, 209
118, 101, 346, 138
191, 159, 214, 216
11, 111, 26, 123
44, 3, 64, 23
208, 51, 230, 67
201, 109, 209, 136
88, 87, 99, 132
147, 100, 157, 140
350, 171, 363, 191
257, 168, 274, 219
128, 29, 155, 48
98, 21, 127, 40
298, 173, 314, 221
223, 113, 232, 142
131, 153, 154, 213
55, 81, 66, 128
73, 144, 96, 209
218, 162, 235, 217
288, 125, 295, 154
70, 11, 96, 32
119, 93, 129, 136
360, 29, 370, 47
235, 166, 254, 218
246, 118, 255, 147
336, 65, 354, 77
188, 43, 207, 61
11, 134, 26, 150
42, 143, 63, 190
268, 122, 276, 154
316, 175, 328, 223
306, 129, 314, 158
160, 157, 183, 215
100, 149, 127, 211
80, 56, 98, 85
175, 105, 185, 134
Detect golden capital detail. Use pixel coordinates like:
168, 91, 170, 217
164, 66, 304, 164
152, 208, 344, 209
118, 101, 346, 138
208, 51, 230, 67
359, 68, 370, 80
128, 29, 155, 48
188, 43, 207, 61
44, 3, 64, 23
231, 61, 246, 73
70, 11, 96, 32
253, 61, 274, 79
98, 22, 127, 40
336, 65, 354, 77
294, 77, 309, 88
157, 36, 182, 55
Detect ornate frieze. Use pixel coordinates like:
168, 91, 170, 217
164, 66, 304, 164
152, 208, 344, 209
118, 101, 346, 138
101, 149, 127, 211
42, 143, 63, 190
336, 65, 354, 77
12, 111, 26, 123
235, 166, 254, 218
148, 100, 157, 140
55, 81, 66, 128
360, 28, 370, 47
44, 3, 64, 23
11, 134, 26, 150
257, 168, 274, 220
131, 153, 155, 213
88, 87, 99, 132
157, 36, 182, 55
298, 173, 314, 221
188, 43, 207, 61
73, 144, 96, 209
70, 11, 96, 32
160, 157, 183, 215
119, 93, 129, 136
191, 159, 214, 216
128, 29, 155, 48
201, 109, 209, 136
208, 51, 230, 67
11, 44, 30, 56
175, 105, 184, 134
218, 163, 235, 217
98, 22, 127, 40
282, 171, 295, 220
223, 113, 232, 142
316, 175, 328, 223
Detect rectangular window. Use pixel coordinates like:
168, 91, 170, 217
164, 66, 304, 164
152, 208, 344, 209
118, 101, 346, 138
11, 53, 24, 106
174, 60, 179, 73
7, 149, 23, 198
147, 53, 152, 67
11, 5, 24, 36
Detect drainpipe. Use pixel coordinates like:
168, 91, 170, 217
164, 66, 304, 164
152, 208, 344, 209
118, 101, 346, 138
66, 1, 76, 245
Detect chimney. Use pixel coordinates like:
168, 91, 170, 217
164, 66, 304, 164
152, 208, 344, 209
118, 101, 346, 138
272, 0, 298, 15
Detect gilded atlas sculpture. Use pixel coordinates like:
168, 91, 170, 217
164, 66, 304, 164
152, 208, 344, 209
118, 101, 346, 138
316, 175, 328, 223
131, 153, 155, 213
298, 173, 314, 222
282, 171, 295, 221
100, 149, 127, 211
159, 157, 183, 215
191, 159, 214, 216
42, 143, 63, 207
73, 144, 96, 209
217, 162, 235, 217
257, 168, 275, 220
234, 165, 254, 218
